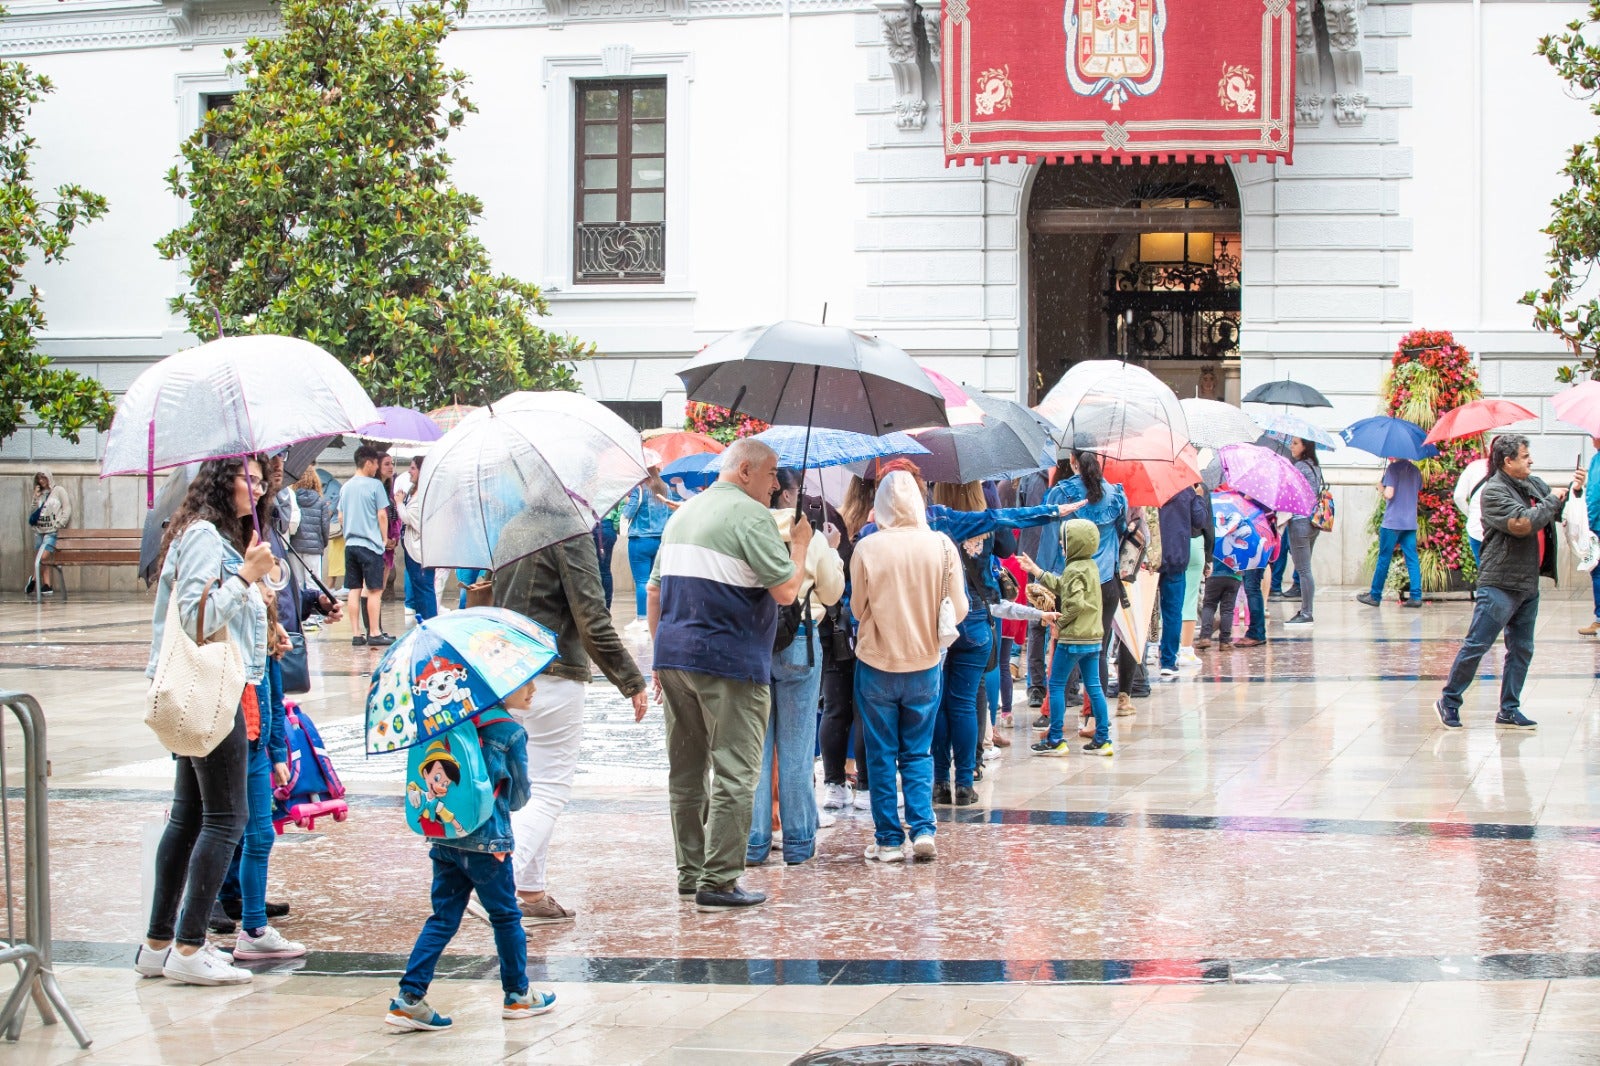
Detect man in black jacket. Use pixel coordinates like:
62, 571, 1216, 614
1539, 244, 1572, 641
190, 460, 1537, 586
1436, 435, 1584, 730
494, 530, 647, 926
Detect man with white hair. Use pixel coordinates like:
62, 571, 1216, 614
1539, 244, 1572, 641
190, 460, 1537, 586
647, 437, 813, 912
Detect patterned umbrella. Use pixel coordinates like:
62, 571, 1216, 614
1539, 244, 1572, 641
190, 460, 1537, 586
1180, 398, 1262, 449
1212, 490, 1280, 572
1260, 411, 1341, 451
705, 425, 928, 472
1216, 443, 1315, 515
426, 404, 480, 432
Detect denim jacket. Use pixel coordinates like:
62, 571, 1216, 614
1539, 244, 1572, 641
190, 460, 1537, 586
146, 521, 269, 684
437, 715, 531, 855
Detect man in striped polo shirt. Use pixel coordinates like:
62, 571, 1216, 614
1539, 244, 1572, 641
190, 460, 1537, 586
647, 437, 813, 912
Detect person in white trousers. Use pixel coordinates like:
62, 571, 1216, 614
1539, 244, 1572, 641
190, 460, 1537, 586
491, 527, 647, 926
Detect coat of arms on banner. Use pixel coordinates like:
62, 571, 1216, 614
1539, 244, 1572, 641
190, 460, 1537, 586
1064, 0, 1168, 110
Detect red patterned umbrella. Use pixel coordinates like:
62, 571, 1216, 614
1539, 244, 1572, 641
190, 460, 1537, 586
427, 404, 480, 432
1424, 398, 1536, 445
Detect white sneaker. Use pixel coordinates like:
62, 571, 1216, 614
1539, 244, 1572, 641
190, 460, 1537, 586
624, 618, 648, 634
163, 943, 252, 985
1178, 648, 1201, 669
983, 746, 1003, 763
853, 789, 872, 812
821, 783, 849, 810
233, 925, 306, 960
818, 811, 837, 829
864, 843, 904, 863
911, 834, 937, 861
1159, 667, 1179, 679
133, 943, 170, 978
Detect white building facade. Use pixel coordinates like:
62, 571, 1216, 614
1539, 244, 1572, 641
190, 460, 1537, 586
0, 0, 1594, 590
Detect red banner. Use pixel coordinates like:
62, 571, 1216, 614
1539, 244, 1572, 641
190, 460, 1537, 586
942, 0, 1295, 166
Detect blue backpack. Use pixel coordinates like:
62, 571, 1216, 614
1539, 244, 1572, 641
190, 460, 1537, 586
403, 708, 511, 841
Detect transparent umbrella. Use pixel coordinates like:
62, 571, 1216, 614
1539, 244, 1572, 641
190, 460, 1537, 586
411, 392, 648, 571
1179, 398, 1262, 450
1035, 360, 1189, 462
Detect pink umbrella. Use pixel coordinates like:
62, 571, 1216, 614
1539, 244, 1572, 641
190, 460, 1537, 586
1552, 381, 1600, 437
1425, 398, 1537, 445
1217, 443, 1315, 515
920, 367, 984, 425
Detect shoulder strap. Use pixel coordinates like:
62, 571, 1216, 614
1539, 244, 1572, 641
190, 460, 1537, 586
194, 578, 221, 645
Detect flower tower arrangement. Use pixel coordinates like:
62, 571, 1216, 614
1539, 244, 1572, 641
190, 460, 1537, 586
684, 401, 769, 444
1370, 328, 1484, 591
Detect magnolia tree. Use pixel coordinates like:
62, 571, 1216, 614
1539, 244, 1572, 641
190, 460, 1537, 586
159, 0, 591, 408
0, 5, 113, 444
1524, 3, 1600, 381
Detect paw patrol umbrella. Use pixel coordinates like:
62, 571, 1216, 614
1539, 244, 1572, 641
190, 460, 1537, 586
364, 607, 558, 755
1212, 490, 1280, 572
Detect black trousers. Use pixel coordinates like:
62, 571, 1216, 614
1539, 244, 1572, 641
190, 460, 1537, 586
147, 709, 249, 946
1100, 579, 1137, 696
819, 647, 867, 790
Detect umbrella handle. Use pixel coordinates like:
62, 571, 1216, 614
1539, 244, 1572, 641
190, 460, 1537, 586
798, 366, 819, 522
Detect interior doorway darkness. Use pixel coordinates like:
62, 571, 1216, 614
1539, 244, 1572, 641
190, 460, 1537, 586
1026, 162, 1243, 406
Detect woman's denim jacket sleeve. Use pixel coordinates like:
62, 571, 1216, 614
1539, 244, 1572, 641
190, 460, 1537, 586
145, 521, 269, 684
444, 718, 531, 854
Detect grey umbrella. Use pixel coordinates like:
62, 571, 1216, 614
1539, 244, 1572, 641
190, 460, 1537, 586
906, 420, 1050, 484
1243, 379, 1332, 408
677, 321, 950, 437
960, 385, 1058, 468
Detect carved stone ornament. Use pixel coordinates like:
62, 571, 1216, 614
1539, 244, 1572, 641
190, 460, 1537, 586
876, 0, 926, 131
1296, 92, 1326, 125
544, 0, 688, 29
1292, 0, 1367, 128
1332, 91, 1369, 126
916, 0, 942, 70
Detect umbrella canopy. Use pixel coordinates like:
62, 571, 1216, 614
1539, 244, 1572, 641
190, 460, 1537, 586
1180, 398, 1262, 450
962, 385, 1058, 467
1216, 443, 1315, 515
906, 420, 1049, 484
1100, 447, 1203, 507
641, 430, 725, 465
102, 335, 380, 485
1339, 416, 1439, 461
660, 451, 719, 492
1424, 398, 1537, 445
921, 367, 980, 422
138, 463, 201, 585
678, 321, 950, 437
412, 392, 648, 570
427, 404, 480, 432
706, 425, 927, 472
1243, 379, 1333, 408
361, 406, 443, 446
364, 607, 558, 754
1259, 411, 1341, 451
1212, 490, 1280, 571
1035, 360, 1189, 462
1552, 381, 1600, 437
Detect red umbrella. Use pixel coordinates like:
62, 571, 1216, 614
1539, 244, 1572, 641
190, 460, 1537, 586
1424, 398, 1537, 445
640, 430, 725, 465
1552, 381, 1600, 438
1099, 445, 1202, 507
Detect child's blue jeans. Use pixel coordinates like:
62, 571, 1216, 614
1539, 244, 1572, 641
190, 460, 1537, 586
400, 845, 527, 1000
1048, 643, 1108, 745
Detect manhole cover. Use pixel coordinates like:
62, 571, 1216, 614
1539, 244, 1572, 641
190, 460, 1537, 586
791, 1045, 1023, 1066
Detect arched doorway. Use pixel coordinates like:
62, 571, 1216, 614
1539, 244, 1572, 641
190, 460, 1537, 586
1023, 162, 1243, 405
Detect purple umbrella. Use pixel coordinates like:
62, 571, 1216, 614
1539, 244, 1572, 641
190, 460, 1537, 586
1217, 443, 1314, 515
361, 405, 443, 446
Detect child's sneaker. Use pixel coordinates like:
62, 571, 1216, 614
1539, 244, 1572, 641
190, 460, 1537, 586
503, 990, 557, 1019
386, 995, 453, 1032
1030, 739, 1070, 756
1082, 739, 1114, 756
234, 925, 307, 960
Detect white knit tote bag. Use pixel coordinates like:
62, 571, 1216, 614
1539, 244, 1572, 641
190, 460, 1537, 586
144, 578, 245, 757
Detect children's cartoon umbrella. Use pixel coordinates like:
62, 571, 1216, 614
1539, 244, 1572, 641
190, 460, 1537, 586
364, 607, 558, 755
1212, 490, 1280, 571
660, 451, 720, 492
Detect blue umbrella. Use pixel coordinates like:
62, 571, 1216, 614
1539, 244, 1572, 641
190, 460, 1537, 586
706, 425, 928, 472
365, 607, 558, 755
660, 452, 719, 491
1339, 416, 1439, 461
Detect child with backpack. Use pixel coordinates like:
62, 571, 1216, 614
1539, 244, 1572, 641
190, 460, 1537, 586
387, 676, 557, 1032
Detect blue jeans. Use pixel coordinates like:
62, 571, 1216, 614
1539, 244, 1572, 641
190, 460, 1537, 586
595, 521, 618, 610
854, 661, 941, 847
1048, 643, 1108, 745
403, 546, 437, 622
1242, 569, 1266, 641
1370, 527, 1421, 600
1590, 563, 1600, 624
748, 628, 823, 864
628, 536, 661, 617
455, 569, 486, 610
1440, 585, 1539, 717
1469, 538, 1482, 569
1157, 571, 1187, 670
933, 627, 990, 788
400, 845, 528, 999
237, 736, 277, 932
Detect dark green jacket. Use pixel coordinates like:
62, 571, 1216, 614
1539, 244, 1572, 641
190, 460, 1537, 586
493, 533, 646, 696
1036, 519, 1103, 645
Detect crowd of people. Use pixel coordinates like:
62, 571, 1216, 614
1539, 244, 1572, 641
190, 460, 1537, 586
122, 424, 1592, 1030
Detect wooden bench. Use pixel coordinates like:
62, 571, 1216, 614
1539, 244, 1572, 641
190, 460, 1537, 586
34, 528, 142, 603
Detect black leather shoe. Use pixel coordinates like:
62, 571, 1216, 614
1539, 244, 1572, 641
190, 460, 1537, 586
953, 785, 980, 806
694, 882, 767, 912
1027, 692, 1044, 708
932, 781, 953, 805
1356, 593, 1381, 607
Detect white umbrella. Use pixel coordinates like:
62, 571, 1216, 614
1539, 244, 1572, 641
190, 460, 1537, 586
412, 391, 648, 571
101, 335, 379, 498
1180, 398, 1262, 450
1035, 360, 1189, 462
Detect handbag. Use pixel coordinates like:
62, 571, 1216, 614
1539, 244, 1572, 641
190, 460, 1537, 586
1310, 488, 1336, 533
937, 540, 961, 650
464, 576, 495, 608
27, 505, 42, 528
278, 630, 310, 694
144, 578, 246, 757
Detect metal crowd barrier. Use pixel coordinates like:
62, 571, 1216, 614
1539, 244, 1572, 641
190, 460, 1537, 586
0, 692, 89, 1047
